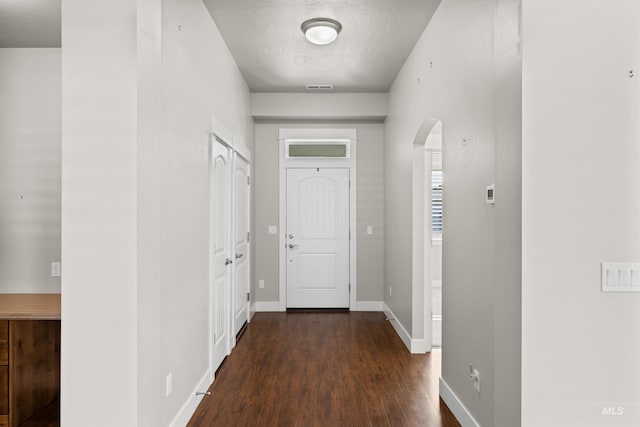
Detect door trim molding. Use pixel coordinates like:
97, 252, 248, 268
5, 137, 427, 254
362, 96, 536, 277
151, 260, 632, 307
208, 118, 252, 385
278, 128, 357, 311
210, 114, 252, 163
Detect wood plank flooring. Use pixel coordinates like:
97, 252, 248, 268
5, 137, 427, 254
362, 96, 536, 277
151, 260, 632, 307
188, 312, 460, 427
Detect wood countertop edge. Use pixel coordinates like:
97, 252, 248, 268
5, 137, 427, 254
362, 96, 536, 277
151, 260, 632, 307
0, 313, 61, 320
0, 294, 61, 320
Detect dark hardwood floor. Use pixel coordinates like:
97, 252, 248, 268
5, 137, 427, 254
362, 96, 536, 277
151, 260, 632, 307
188, 312, 460, 427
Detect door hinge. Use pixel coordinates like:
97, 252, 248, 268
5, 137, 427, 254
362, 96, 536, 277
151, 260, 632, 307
349, 283, 351, 293
349, 230, 351, 240
247, 176, 251, 186
247, 232, 250, 242
246, 292, 250, 302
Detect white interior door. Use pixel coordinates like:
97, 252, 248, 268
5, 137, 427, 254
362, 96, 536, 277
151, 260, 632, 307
232, 154, 250, 336
211, 140, 231, 372
286, 168, 350, 308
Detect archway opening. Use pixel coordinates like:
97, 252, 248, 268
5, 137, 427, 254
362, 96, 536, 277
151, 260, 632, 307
412, 118, 443, 352
426, 123, 443, 348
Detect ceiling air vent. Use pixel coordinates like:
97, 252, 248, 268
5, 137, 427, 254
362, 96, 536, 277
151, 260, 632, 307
305, 84, 334, 91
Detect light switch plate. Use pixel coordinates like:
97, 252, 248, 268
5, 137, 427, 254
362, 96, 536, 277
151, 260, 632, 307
51, 262, 61, 278
268, 226, 278, 235
601, 263, 640, 292
166, 373, 173, 397
367, 226, 373, 235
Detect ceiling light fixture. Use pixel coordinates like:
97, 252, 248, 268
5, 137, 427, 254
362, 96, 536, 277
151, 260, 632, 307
301, 18, 342, 46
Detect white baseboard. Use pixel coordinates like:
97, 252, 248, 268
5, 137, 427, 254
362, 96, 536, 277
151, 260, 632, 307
439, 378, 481, 427
383, 303, 412, 352
254, 301, 283, 312
169, 370, 212, 427
383, 303, 432, 354
354, 301, 384, 311
410, 338, 430, 353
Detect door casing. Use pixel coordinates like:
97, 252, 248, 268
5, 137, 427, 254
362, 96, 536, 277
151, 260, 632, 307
278, 128, 357, 311
209, 124, 252, 382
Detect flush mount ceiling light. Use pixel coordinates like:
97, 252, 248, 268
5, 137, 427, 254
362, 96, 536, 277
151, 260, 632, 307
301, 18, 342, 46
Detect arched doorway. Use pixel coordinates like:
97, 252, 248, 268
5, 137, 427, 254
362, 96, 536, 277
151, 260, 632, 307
412, 118, 442, 352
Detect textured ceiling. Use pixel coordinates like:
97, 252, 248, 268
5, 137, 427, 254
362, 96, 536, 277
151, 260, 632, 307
0, 0, 61, 48
0, 0, 440, 92
203, 0, 441, 92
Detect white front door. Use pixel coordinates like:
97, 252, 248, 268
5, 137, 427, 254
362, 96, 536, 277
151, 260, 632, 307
232, 154, 250, 336
211, 140, 231, 372
286, 168, 350, 308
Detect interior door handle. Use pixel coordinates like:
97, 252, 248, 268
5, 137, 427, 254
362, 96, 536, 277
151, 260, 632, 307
235, 253, 243, 259
225, 258, 233, 265
288, 244, 298, 249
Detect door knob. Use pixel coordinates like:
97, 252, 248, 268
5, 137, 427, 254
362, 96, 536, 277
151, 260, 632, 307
288, 234, 294, 239
225, 258, 233, 265
235, 253, 243, 259
288, 244, 298, 249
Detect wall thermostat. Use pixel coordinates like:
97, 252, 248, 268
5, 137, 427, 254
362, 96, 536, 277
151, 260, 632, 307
486, 184, 495, 205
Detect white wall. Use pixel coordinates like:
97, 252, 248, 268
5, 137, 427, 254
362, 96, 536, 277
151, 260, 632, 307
251, 93, 388, 121
0, 48, 61, 294
150, 0, 253, 424
137, 0, 163, 425
61, 0, 139, 424
522, 1, 640, 426
384, 0, 521, 425
253, 121, 384, 306
62, 0, 253, 425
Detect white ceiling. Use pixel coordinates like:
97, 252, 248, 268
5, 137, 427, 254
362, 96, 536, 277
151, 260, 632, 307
0, 0, 440, 92
0, 0, 61, 48
203, 0, 441, 92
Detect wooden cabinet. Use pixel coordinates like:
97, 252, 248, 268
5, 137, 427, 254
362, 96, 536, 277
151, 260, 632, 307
1, 320, 9, 427
0, 321, 7, 365
0, 296, 60, 427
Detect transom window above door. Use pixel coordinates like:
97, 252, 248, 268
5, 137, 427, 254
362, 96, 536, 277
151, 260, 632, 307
285, 139, 351, 158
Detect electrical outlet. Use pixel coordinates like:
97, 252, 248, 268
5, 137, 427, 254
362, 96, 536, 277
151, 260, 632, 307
166, 373, 173, 397
259, 279, 265, 289
389, 285, 393, 297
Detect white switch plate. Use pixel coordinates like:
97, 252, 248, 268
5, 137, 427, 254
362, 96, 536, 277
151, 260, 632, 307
51, 262, 61, 278
268, 226, 278, 235
259, 279, 265, 289
601, 263, 640, 292
367, 226, 373, 235
166, 373, 173, 397
472, 369, 480, 392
